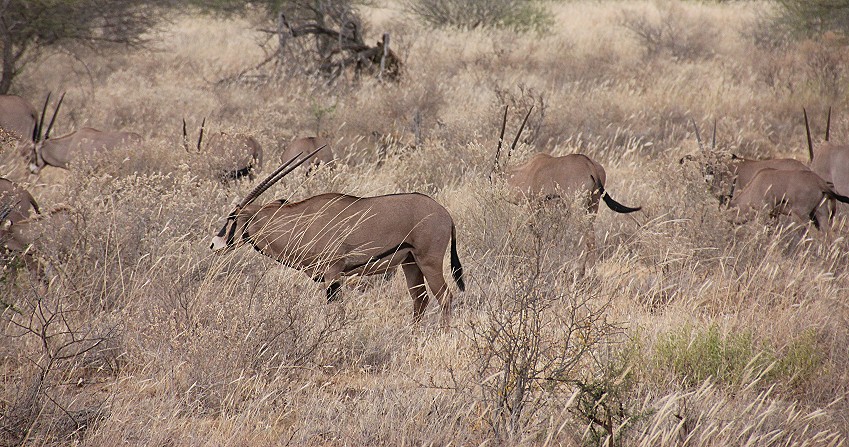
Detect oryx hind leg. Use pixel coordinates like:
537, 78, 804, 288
415, 253, 452, 329
401, 254, 428, 324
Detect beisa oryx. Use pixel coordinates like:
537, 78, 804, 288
0, 94, 38, 142
490, 106, 641, 273
210, 147, 465, 328
681, 119, 811, 206
21, 94, 143, 174
183, 118, 263, 181
729, 168, 849, 232
0, 177, 39, 224
1, 201, 72, 283
805, 108, 849, 206
279, 136, 335, 173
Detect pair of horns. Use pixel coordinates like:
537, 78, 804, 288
236, 145, 326, 209
803, 107, 832, 162
182, 117, 206, 152
690, 118, 716, 151
33, 92, 65, 143
493, 105, 533, 173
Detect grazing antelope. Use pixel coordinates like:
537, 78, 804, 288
210, 148, 465, 327
0, 177, 39, 223
0, 95, 38, 141
491, 106, 640, 272
183, 118, 263, 181
729, 168, 849, 231
805, 108, 849, 197
26, 127, 144, 174
1, 203, 72, 283
279, 136, 334, 172
683, 120, 811, 205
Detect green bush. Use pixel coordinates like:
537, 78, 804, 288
655, 324, 771, 388
655, 324, 823, 390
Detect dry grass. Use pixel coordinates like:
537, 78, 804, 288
2, 1, 849, 446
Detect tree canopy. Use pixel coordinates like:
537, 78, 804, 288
0, 0, 168, 93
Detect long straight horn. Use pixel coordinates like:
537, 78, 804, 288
826, 106, 832, 142
804, 108, 814, 162
35, 92, 51, 142
182, 118, 190, 152
711, 118, 717, 150
44, 92, 65, 140
197, 117, 206, 152
493, 105, 508, 172
691, 118, 703, 151
237, 144, 327, 208
508, 105, 533, 160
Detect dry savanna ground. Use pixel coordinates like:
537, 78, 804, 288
2, 1, 849, 446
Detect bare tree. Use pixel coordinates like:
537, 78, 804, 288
0, 0, 169, 94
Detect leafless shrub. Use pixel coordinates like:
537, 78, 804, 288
463, 201, 619, 442
403, 0, 552, 32
619, 3, 719, 61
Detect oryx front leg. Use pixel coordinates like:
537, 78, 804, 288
324, 260, 346, 303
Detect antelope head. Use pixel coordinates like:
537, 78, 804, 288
182, 117, 206, 153
210, 145, 325, 252
23, 92, 64, 171
490, 104, 533, 183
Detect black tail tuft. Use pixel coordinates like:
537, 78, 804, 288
831, 192, 849, 204
602, 191, 642, 214
450, 224, 465, 291
592, 175, 641, 214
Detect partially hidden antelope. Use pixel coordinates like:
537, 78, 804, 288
683, 119, 811, 206
804, 108, 849, 199
0, 95, 38, 141
0, 177, 39, 223
1, 202, 72, 283
729, 168, 849, 232
279, 136, 335, 172
491, 106, 641, 272
21, 94, 143, 174
210, 148, 465, 327
183, 118, 263, 181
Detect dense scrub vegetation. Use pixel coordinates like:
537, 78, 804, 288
1, 1, 848, 446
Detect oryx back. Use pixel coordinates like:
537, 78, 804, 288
34, 127, 142, 172
0, 95, 37, 141
280, 137, 334, 167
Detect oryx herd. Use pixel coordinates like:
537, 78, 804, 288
3, 89, 849, 327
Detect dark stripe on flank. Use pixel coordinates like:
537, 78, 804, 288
344, 242, 414, 273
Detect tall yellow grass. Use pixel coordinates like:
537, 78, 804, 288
2, 1, 848, 446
